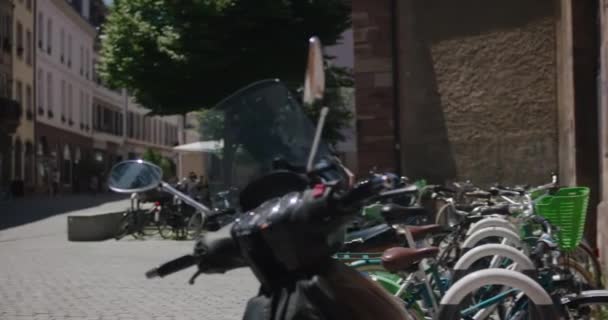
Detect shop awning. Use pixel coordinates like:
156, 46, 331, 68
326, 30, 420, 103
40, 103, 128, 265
172, 140, 224, 153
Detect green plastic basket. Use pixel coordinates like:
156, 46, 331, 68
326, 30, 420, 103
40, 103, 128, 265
534, 187, 590, 252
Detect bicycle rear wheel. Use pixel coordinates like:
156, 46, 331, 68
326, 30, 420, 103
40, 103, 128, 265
157, 214, 174, 239
563, 290, 608, 319
570, 240, 603, 289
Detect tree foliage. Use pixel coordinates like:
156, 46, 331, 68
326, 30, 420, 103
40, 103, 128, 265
99, 0, 351, 115
142, 148, 176, 178
299, 65, 354, 145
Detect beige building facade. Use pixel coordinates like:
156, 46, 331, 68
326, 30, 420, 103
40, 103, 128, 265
11, 0, 35, 193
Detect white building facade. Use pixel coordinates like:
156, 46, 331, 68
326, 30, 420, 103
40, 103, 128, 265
35, 0, 96, 193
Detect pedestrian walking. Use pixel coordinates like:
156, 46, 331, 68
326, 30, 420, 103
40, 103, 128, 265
51, 168, 60, 196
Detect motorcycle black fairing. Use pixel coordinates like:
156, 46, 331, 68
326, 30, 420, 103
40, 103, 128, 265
238, 170, 309, 212
240, 259, 409, 320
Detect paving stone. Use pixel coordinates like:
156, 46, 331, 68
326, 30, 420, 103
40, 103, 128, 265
0, 197, 258, 320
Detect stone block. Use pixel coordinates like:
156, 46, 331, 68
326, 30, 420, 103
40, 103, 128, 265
67, 211, 124, 241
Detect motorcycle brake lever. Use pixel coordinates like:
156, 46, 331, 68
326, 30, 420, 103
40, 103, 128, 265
189, 270, 203, 285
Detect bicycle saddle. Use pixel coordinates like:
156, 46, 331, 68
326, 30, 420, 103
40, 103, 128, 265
381, 247, 439, 273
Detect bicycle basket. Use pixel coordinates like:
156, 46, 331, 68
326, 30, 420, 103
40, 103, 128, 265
534, 187, 589, 251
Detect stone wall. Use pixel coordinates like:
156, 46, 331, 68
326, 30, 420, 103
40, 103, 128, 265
395, 0, 558, 185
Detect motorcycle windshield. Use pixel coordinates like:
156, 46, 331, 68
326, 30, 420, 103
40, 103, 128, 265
197, 79, 331, 194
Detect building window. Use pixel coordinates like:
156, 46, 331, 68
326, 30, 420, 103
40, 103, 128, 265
4, 14, 13, 54
15, 80, 22, 103
47, 19, 52, 54
79, 45, 84, 75
67, 34, 72, 67
127, 112, 134, 138
16, 21, 23, 58
60, 28, 64, 63
38, 12, 43, 49
15, 81, 23, 119
26, 29, 32, 65
67, 83, 73, 124
47, 73, 53, 117
60, 80, 65, 121
26, 0, 32, 11
26, 85, 32, 120
37, 69, 44, 115
85, 94, 90, 130
0, 15, 3, 54
85, 49, 90, 79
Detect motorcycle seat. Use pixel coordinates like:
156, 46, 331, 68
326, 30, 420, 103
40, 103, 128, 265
381, 247, 439, 273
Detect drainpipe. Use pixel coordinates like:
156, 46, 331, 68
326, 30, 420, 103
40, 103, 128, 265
597, 0, 608, 264
391, 0, 402, 175
33, 0, 38, 191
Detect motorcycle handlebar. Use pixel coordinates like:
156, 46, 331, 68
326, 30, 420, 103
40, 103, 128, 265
338, 174, 397, 208
146, 255, 198, 279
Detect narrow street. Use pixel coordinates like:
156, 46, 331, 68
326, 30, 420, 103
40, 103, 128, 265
0, 195, 258, 320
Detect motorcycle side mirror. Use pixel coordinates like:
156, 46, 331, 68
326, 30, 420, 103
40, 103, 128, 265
303, 36, 325, 105
108, 160, 163, 193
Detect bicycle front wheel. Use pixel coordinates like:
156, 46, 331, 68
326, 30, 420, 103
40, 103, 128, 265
563, 290, 608, 319
187, 213, 204, 239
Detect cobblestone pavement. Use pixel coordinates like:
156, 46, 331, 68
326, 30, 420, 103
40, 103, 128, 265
0, 196, 258, 320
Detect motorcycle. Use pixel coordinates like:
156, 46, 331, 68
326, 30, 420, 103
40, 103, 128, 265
107, 37, 414, 319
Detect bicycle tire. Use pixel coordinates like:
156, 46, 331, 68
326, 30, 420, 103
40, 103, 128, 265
571, 240, 603, 289
559, 257, 597, 291
453, 244, 535, 282
435, 202, 451, 226
157, 215, 174, 239
438, 269, 558, 320
462, 227, 523, 250
562, 290, 608, 319
137, 210, 157, 237
466, 217, 519, 237
187, 213, 204, 239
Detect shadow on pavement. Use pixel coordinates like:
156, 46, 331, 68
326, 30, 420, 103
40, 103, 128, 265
0, 193, 128, 231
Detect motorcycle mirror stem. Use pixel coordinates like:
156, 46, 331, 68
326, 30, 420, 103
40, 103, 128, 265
307, 106, 329, 172
160, 181, 212, 215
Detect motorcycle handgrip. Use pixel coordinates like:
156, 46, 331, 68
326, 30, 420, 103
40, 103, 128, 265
479, 204, 511, 215
339, 175, 391, 208
146, 255, 197, 279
